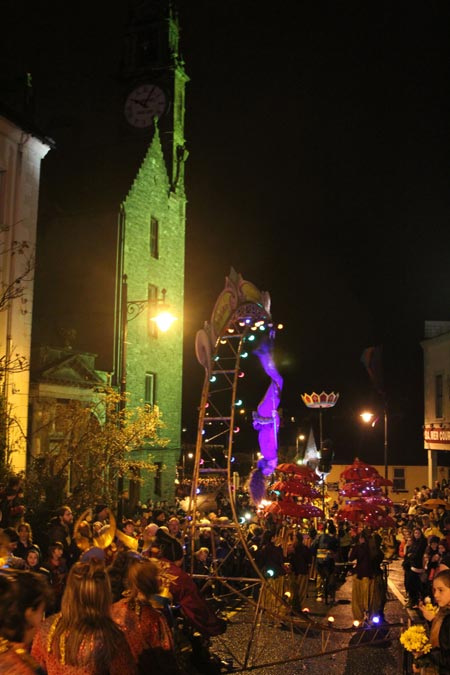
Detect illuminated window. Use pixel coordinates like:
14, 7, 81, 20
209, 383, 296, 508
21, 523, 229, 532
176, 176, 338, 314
144, 372, 156, 407
150, 216, 159, 259
436, 374, 444, 418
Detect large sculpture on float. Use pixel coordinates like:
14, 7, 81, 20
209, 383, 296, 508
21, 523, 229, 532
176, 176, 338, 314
248, 334, 283, 504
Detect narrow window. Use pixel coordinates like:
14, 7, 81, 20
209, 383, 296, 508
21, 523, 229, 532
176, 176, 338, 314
148, 284, 158, 338
393, 467, 405, 491
436, 374, 444, 418
154, 461, 162, 497
144, 372, 155, 407
150, 217, 159, 259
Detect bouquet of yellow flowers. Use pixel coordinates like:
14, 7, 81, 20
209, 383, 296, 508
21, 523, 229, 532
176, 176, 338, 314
423, 597, 439, 617
400, 624, 432, 663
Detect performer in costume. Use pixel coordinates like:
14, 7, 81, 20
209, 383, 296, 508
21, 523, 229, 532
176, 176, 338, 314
249, 334, 283, 504
0, 570, 52, 675
112, 557, 182, 675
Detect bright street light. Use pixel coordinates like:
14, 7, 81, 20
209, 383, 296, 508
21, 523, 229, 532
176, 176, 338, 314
360, 408, 389, 494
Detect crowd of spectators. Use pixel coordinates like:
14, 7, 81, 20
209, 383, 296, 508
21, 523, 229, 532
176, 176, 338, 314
3, 475, 450, 672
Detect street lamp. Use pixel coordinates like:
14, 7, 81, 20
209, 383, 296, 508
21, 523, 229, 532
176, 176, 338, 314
295, 433, 305, 464
182, 451, 194, 481
360, 408, 389, 495
117, 274, 177, 519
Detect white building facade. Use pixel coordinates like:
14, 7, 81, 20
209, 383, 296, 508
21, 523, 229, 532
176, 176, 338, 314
421, 320, 450, 487
0, 112, 52, 472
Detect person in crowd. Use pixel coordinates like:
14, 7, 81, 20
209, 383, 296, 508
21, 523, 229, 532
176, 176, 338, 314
154, 529, 227, 638
286, 531, 313, 611
167, 515, 183, 540
311, 522, 339, 603
15, 522, 36, 561
151, 509, 167, 527
140, 523, 160, 558
348, 529, 384, 622
192, 547, 213, 595
254, 529, 290, 621
380, 526, 397, 560
121, 519, 138, 538
0, 475, 26, 529
422, 514, 443, 540
0, 527, 26, 570
368, 530, 386, 620
31, 558, 137, 674
399, 527, 413, 562
43, 541, 69, 614
403, 525, 428, 607
424, 536, 443, 599
111, 556, 182, 675
46, 505, 79, 569
0, 570, 53, 674
93, 504, 110, 526
24, 547, 50, 579
338, 522, 352, 562
415, 569, 450, 674
108, 547, 142, 603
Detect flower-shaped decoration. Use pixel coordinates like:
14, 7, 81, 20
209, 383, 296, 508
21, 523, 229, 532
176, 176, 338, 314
301, 392, 340, 409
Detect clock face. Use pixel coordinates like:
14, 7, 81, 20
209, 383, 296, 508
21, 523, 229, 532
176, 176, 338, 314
124, 84, 167, 128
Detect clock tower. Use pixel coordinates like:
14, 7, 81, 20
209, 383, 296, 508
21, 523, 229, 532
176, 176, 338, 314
120, 0, 189, 192
114, 0, 188, 508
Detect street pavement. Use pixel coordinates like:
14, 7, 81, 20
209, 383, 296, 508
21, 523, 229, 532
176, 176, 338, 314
209, 558, 417, 675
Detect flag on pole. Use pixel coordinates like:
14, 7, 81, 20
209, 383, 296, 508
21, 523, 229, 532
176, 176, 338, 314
360, 345, 384, 395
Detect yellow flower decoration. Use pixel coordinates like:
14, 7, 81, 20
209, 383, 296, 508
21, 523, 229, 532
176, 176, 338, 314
424, 601, 439, 616
400, 624, 432, 654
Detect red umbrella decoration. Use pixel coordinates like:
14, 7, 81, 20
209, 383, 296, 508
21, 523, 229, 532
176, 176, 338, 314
340, 457, 381, 481
265, 500, 323, 520
260, 462, 324, 523
276, 463, 319, 482
337, 457, 394, 527
270, 480, 320, 499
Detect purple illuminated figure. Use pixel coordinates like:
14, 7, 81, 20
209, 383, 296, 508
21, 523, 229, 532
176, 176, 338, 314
249, 334, 283, 504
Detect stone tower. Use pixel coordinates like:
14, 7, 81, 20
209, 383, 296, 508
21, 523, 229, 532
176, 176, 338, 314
116, 0, 188, 507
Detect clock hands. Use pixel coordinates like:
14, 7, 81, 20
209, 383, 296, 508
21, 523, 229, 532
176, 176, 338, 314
129, 98, 150, 108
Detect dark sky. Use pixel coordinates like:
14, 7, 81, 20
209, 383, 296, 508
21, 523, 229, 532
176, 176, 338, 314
2, 1, 450, 466
178, 1, 450, 463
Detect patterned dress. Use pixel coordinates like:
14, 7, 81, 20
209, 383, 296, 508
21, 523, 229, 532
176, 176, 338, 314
31, 614, 136, 675
112, 598, 181, 675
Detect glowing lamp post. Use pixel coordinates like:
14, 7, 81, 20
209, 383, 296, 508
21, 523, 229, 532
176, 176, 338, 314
360, 409, 389, 495
117, 274, 177, 518
295, 433, 306, 463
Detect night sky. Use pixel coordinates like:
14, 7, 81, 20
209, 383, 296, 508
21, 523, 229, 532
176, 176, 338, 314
2, 1, 450, 467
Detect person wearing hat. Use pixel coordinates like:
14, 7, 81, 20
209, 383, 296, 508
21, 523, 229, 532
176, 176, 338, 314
154, 529, 227, 639
151, 509, 167, 526
94, 504, 110, 525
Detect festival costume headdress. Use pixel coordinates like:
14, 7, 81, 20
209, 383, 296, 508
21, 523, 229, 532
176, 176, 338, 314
74, 507, 116, 553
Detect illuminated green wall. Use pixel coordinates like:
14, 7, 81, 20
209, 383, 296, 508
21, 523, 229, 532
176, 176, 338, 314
122, 126, 185, 505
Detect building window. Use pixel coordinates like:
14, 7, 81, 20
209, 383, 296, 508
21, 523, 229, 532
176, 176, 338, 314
150, 217, 159, 259
0, 171, 6, 226
436, 374, 444, 418
393, 467, 406, 491
144, 372, 156, 407
154, 461, 162, 497
148, 284, 158, 338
